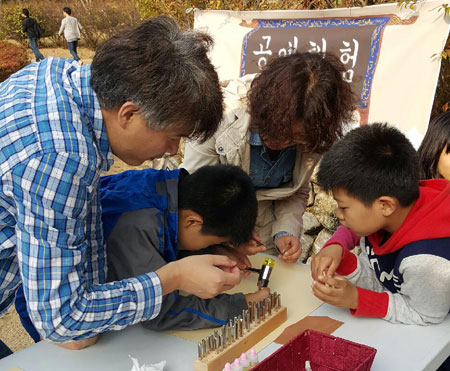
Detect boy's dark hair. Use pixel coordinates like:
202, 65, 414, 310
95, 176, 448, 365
248, 52, 355, 153
317, 123, 420, 207
22, 9, 30, 17
91, 16, 223, 143
178, 165, 257, 245
418, 111, 450, 179
63, 7, 72, 15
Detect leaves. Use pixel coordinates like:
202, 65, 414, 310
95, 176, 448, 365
0, 40, 29, 82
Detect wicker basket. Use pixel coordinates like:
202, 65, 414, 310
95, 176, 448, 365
251, 329, 377, 371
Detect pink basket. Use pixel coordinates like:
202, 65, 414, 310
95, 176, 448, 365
251, 329, 377, 371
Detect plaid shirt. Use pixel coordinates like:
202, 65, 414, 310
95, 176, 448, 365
0, 58, 162, 341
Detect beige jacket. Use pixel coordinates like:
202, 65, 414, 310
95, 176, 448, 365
182, 75, 321, 247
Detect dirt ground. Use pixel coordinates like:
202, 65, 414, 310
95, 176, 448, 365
26, 44, 95, 64
0, 48, 130, 355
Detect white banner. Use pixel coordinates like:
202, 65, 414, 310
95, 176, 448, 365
194, 1, 450, 145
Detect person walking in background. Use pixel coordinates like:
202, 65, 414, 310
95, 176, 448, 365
58, 7, 82, 63
21, 8, 44, 62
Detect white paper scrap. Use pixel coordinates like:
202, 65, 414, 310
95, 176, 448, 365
129, 355, 166, 371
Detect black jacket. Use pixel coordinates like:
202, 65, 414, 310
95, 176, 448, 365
22, 17, 41, 39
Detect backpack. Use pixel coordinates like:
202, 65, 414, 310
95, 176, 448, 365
36, 22, 45, 39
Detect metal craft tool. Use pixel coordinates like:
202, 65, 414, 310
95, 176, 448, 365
251, 238, 264, 247
245, 267, 261, 274
198, 342, 203, 359
194, 294, 287, 371
257, 258, 275, 288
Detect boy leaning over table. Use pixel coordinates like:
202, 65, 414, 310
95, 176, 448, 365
311, 123, 450, 325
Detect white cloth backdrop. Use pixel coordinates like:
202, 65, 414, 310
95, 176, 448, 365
194, 1, 450, 146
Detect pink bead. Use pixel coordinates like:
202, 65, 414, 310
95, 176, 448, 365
240, 352, 248, 361
234, 358, 241, 366
250, 348, 257, 356
224, 362, 232, 371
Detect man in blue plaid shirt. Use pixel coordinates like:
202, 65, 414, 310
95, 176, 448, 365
0, 17, 241, 352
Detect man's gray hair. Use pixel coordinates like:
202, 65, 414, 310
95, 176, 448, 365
91, 16, 223, 142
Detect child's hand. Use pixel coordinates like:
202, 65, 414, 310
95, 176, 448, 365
275, 235, 301, 263
236, 233, 266, 256
244, 287, 270, 305
210, 245, 252, 276
312, 275, 358, 309
310, 244, 343, 281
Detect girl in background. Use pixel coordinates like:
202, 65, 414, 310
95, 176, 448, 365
418, 110, 450, 371
418, 111, 450, 180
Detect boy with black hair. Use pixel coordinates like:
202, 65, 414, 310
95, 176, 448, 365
311, 123, 450, 325
21, 8, 45, 62
103, 165, 267, 330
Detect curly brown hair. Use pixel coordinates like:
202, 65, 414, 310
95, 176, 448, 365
248, 52, 356, 153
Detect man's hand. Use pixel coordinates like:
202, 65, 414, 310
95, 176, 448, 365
244, 287, 270, 305
310, 244, 343, 281
235, 233, 266, 256
54, 335, 99, 350
312, 275, 358, 309
275, 235, 301, 263
157, 255, 241, 298
209, 245, 252, 277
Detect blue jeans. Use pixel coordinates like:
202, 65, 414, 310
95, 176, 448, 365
67, 40, 80, 61
0, 339, 12, 359
28, 37, 44, 62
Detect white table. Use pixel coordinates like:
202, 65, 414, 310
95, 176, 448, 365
1, 303, 449, 371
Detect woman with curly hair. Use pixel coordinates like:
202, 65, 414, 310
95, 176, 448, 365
182, 52, 355, 264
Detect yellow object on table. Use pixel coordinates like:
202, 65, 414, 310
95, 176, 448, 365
166, 254, 322, 352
